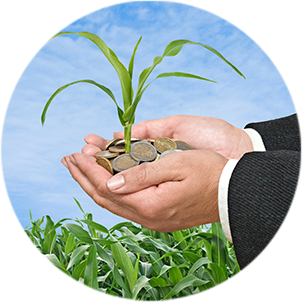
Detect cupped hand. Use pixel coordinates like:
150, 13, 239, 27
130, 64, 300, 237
81, 134, 110, 157
61, 150, 228, 232
83, 115, 253, 160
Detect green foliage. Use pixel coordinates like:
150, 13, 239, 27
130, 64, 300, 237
25, 199, 240, 299
41, 32, 245, 153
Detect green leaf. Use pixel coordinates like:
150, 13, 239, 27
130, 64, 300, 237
164, 275, 209, 299
67, 245, 90, 270
155, 71, 217, 83
51, 31, 132, 112
81, 219, 109, 234
73, 197, 86, 216
162, 39, 245, 78
94, 242, 114, 269
172, 230, 188, 250
84, 244, 99, 289
41, 79, 125, 127
112, 266, 132, 298
111, 241, 137, 292
169, 267, 183, 285
131, 276, 149, 299
65, 223, 93, 244
127, 38, 245, 124
188, 257, 212, 275
149, 277, 169, 288
207, 263, 227, 285
65, 233, 76, 255
128, 36, 142, 79
72, 259, 87, 280
42, 216, 56, 254
211, 223, 227, 269
123, 71, 216, 123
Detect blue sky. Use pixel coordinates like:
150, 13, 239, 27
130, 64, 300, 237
2, 1, 295, 229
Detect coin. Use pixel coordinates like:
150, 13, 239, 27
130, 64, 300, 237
115, 138, 141, 146
105, 137, 123, 150
95, 150, 119, 159
130, 141, 157, 162
159, 149, 182, 159
96, 157, 114, 174
112, 154, 140, 172
154, 137, 177, 153
109, 144, 126, 153
175, 140, 193, 151
147, 138, 155, 144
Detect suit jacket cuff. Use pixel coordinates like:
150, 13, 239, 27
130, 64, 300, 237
218, 128, 265, 242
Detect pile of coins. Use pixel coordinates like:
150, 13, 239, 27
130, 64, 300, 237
95, 137, 193, 174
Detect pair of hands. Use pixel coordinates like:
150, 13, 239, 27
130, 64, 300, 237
62, 115, 253, 232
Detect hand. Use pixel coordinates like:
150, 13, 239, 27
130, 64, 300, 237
61, 150, 228, 232
83, 115, 253, 160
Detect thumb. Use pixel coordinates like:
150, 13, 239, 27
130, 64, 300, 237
106, 155, 183, 194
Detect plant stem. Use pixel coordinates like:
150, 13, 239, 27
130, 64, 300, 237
124, 123, 132, 153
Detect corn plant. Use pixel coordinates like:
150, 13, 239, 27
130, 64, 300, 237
25, 198, 240, 299
41, 32, 245, 152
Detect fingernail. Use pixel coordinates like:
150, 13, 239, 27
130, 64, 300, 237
61, 157, 69, 168
107, 174, 125, 191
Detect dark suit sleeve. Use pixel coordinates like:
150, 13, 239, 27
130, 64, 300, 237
228, 114, 300, 269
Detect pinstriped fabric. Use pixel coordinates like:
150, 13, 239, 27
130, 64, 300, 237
228, 114, 300, 269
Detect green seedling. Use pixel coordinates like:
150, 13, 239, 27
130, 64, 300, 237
41, 31, 245, 153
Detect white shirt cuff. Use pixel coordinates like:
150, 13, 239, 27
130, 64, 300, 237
218, 159, 239, 243
244, 128, 266, 152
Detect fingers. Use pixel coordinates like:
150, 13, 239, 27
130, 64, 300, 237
68, 153, 112, 192
62, 153, 161, 226
82, 144, 101, 156
106, 152, 185, 194
84, 134, 110, 150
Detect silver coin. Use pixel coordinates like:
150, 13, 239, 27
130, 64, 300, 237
112, 154, 140, 172
175, 140, 193, 150
115, 138, 141, 146
95, 150, 119, 159
130, 141, 157, 162
159, 149, 183, 159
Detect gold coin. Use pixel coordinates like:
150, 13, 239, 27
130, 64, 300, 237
96, 157, 114, 174
130, 141, 157, 162
95, 150, 119, 159
112, 154, 139, 172
154, 137, 177, 153
105, 137, 123, 150
175, 140, 193, 151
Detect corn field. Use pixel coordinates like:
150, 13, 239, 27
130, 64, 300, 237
25, 198, 240, 300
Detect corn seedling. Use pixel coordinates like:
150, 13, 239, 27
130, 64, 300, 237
41, 32, 244, 152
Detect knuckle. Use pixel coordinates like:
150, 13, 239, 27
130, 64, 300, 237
134, 165, 148, 184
